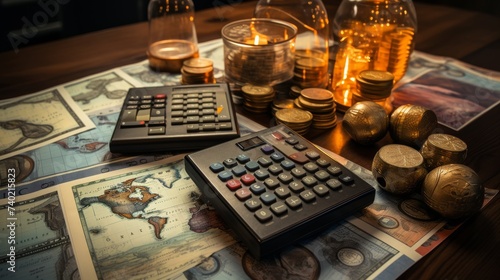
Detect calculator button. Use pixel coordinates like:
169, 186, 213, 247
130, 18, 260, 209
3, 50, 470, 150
209, 162, 224, 173
226, 179, 241, 191
264, 178, 280, 189
294, 144, 307, 151
291, 167, 306, 178
201, 123, 216, 131
218, 171, 233, 182
289, 181, 304, 193
235, 188, 252, 201
254, 170, 269, 181
313, 184, 329, 196
274, 186, 290, 199
186, 124, 199, 131
260, 192, 277, 205
316, 158, 330, 168
270, 152, 284, 162
217, 114, 231, 122
339, 174, 354, 185
121, 109, 137, 122
278, 173, 293, 184
250, 182, 266, 195
300, 190, 316, 202
151, 108, 165, 118
237, 154, 250, 163
285, 196, 302, 209
240, 174, 255, 185
280, 160, 295, 170
218, 123, 233, 130
261, 144, 274, 154
148, 126, 165, 135
136, 109, 150, 121
306, 151, 320, 160
304, 162, 319, 173
245, 161, 260, 171
285, 137, 299, 145
326, 178, 342, 190
255, 209, 273, 223
268, 165, 283, 175
301, 176, 318, 187
258, 157, 272, 167
223, 158, 237, 168
121, 121, 145, 127
270, 202, 288, 216
314, 170, 330, 181
245, 198, 261, 211
232, 165, 247, 176
327, 165, 342, 176
288, 152, 309, 164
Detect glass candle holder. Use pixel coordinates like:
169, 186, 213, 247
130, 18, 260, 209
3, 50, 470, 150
221, 18, 297, 86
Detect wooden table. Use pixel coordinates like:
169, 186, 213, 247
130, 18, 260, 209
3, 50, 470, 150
1, 1, 499, 279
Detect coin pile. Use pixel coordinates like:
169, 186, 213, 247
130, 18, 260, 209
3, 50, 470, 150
241, 84, 276, 113
292, 50, 329, 89
271, 98, 295, 115
293, 88, 337, 129
181, 58, 215, 84
353, 70, 394, 113
275, 108, 313, 135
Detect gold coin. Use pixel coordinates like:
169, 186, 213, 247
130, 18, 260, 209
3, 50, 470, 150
300, 88, 334, 102
275, 108, 313, 124
358, 70, 394, 84
183, 57, 213, 68
241, 84, 275, 96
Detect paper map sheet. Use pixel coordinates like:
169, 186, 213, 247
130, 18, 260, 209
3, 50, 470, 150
0, 89, 95, 160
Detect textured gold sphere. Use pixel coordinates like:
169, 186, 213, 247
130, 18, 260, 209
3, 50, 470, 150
372, 144, 428, 195
342, 101, 389, 145
422, 164, 484, 220
390, 104, 437, 148
420, 134, 467, 170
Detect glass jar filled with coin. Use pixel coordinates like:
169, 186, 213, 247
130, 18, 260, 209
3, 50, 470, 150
222, 18, 297, 86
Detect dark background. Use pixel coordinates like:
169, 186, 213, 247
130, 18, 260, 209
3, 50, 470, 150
1, 0, 499, 53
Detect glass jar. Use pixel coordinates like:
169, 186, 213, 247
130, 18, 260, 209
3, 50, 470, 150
254, 0, 330, 89
147, 0, 199, 73
330, 0, 417, 111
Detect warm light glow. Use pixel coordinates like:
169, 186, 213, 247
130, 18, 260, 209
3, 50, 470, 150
254, 35, 260, 45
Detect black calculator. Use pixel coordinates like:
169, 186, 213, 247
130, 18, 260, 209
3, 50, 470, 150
185, 125, 375, 258
109, 83, 240, 154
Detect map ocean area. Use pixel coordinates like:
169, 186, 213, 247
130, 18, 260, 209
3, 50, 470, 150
3, 154, 235, 280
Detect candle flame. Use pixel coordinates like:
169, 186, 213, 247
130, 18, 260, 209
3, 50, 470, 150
254, 35, 260, 45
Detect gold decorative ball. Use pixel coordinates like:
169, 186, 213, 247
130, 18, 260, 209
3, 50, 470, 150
422, 164, 484, 220
390, 104, 437, 148
372, 144, 428, 195
342, 101, 389, 145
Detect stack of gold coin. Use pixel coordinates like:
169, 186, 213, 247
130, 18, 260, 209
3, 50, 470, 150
288, 85, 302, 98
275, 108, 313, 135
390, 104, 438, 148
292, 50, 329, 89
353, 70, 394, 113
181, 58, 215, 84
241, 84, 276, 113
420, 134, 467, 170
272, 98, 295, 116
293, 88, 337, 129
376, 27, 415, 82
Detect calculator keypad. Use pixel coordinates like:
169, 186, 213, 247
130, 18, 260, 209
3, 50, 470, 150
209, 140, 349, 224
120, 91, 233, 135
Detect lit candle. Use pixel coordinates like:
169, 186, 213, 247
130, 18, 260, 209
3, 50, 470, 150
245, 35, 268, 45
